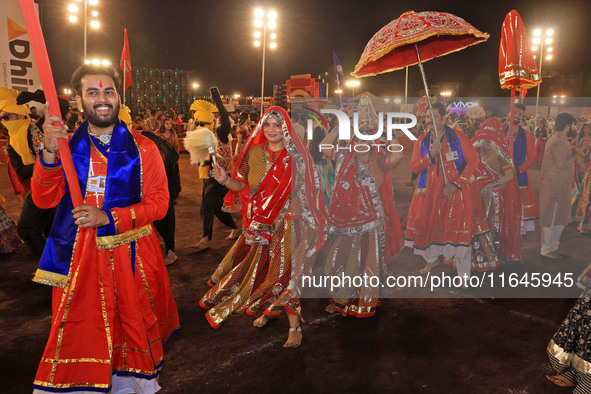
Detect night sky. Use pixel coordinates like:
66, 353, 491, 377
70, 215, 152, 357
39, 0, 591, 98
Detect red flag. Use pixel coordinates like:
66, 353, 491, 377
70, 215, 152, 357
120, 28, 132, 92
19, 0, 83, 207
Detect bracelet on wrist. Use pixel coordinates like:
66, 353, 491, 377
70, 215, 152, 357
44, 146, 59, 154
222, 177, 231, 186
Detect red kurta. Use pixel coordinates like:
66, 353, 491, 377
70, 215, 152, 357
404, 129, 489, 258
32, 136, 179, 393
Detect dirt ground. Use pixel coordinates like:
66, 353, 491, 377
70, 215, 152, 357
0, 149, 586, 393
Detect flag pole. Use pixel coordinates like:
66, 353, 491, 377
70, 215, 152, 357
123, 71, 126, 106
19, 0, 84, 207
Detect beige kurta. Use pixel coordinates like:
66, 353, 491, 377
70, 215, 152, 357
540, 133, 575, 227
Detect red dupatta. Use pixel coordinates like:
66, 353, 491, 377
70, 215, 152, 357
224, 106, 327, 247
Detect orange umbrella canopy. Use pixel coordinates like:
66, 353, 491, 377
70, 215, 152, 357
498, 10, 541, 91
352, 10, 489, 77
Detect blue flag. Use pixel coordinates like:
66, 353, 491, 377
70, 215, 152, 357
333, 50, 344, 90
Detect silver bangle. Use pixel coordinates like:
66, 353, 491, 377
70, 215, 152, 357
222, 177, 231, 186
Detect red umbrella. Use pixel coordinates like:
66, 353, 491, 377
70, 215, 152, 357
499, 10, 541, 132
353, 10, 489, 77
353, 10, 489, 182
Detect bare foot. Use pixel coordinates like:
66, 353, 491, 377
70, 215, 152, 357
253, 314, 270, 328
191, 238, 209, 252
419, 261, 440, 274
546, 374, 575, 387
541, 252, 561, 260
283, 327, 302, 348
226, 230, 240, 240
325, 304, 336, 314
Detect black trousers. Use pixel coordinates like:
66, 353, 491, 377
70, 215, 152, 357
201, 178, 237, 240
154, 202, 175, 253
17, 192, 55, 256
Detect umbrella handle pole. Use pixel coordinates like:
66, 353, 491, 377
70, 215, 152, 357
509, 89, 515, 135
415, 45, 449, 184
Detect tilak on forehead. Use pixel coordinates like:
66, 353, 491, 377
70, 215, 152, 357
99, 79, 103, 89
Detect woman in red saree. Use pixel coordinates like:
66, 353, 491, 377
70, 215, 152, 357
472, 117, 522, 262
199, 107, 326, 348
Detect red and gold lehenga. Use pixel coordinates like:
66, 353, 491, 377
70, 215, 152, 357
199, 107, 326, 328
323, 143, 403, 317
472, 118, 522, 262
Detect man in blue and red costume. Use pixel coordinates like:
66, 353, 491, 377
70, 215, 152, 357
31, 64, 179, 393
404, 102, 489, 280
504, 103, 539, 233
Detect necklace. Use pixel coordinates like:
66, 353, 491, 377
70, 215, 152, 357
89, 131, 112, 147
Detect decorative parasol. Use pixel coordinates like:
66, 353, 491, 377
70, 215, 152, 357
353, 10, 489, 183
499, 11, 541, 91
353, 10, 489, 78
498, 10, 541, 131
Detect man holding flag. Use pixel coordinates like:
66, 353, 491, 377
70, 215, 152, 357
120, 28, 132, 101
32, 63, 179, 393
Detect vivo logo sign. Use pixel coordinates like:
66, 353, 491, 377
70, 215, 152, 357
451, 101, 476, 108
306, 109, 418, 141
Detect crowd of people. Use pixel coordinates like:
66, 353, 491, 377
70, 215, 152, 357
1, 63, 591, 392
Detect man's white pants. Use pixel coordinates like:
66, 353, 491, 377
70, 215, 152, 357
424, 249, 471, 279
541, 202, 564, 255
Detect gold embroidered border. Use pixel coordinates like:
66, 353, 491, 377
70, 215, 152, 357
39, 163, 63, 171
90, 139, 108, 163
40, 357, 110, 364
32, 269, 69, 288
137, 255, 157, 321
158, 310, 179, 327
112, 345, 151, 354
548, 339, 591, 374
111, 210, 120, 233
95, 225, 151, 250
109, 249, 127, 368
112, 366, 159, 376
33, 380, 110, 389
99, 251, 113, 359
131, 207, 136, 228
132, 136, 144, 200
332, 300, 377, 316
33, 172, 61, 186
